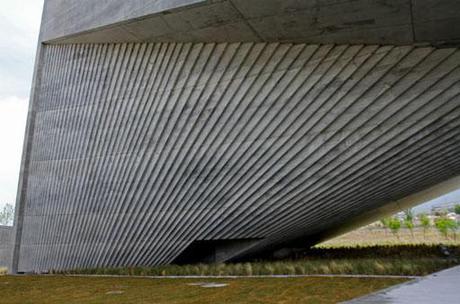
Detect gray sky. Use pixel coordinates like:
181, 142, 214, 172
0, 0, 458, 212
0, 0, 43, 207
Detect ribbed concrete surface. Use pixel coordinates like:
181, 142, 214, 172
0, 226, 12, 269
17, 42, 460, 272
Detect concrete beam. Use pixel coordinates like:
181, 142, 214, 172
41, 0, 460, 46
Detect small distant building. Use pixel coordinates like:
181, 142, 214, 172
446, 213, 458, 221
431, 202, 459, 215
427, 215, 437, 225
395, 212, 406, 221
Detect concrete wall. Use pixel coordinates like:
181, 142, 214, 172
14, 40, 460, 272
11, 0, 460, 273
41, 0, 460, 46
0, 226, 12, 269
40, 0, 206, 42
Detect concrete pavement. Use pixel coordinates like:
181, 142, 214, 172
343, 265, 460, 304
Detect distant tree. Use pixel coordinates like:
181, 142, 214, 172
419, 213, 430, 239
455, 204, 460, 215
404, 219, 414, 238
0, 204, 14, 226
404, 209, 414, 221
380, 218, 390, 235
388, 217, 401, 239
435, 217, 457, 240
433, 208, 447, 217
404, 209, 415, 237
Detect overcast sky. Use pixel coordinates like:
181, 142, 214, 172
0, 0, 43, 207
0, 0, 458, 212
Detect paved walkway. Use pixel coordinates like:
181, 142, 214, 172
56, 274, 418, 280
343, 265, 460, 304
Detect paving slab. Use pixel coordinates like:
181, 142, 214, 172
342, 266, 460, 304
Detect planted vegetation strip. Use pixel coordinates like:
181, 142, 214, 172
54, 245, 460, 277
57, 258, 459, 277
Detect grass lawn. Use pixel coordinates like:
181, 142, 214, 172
0, 276, 407, 304
318, 228, 459, 247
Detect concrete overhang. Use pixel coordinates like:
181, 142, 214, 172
42, 0, 460, 46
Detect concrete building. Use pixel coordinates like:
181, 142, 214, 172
10, 0, 460, 273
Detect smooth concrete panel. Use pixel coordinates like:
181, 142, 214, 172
41, 0, 207, 42
412, 0, 460, 44
41, 0, 460, 46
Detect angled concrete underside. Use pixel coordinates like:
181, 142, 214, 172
16, 42, 460, 272
11, 0, 460, 273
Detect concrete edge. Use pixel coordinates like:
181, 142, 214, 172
11, 274, 420, 280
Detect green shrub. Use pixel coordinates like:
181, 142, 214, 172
435, 217, 457, 239
455, 204, 460, 215
294, 264, 305, 275
419, 214, 431, 238
262, 264, 275, 275
243, 263, 253, 276
388, 218, 401, 239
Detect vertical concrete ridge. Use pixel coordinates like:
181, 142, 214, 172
15, 42, 460, 272
11, 39, 48, 273
0, 226, 13, 269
